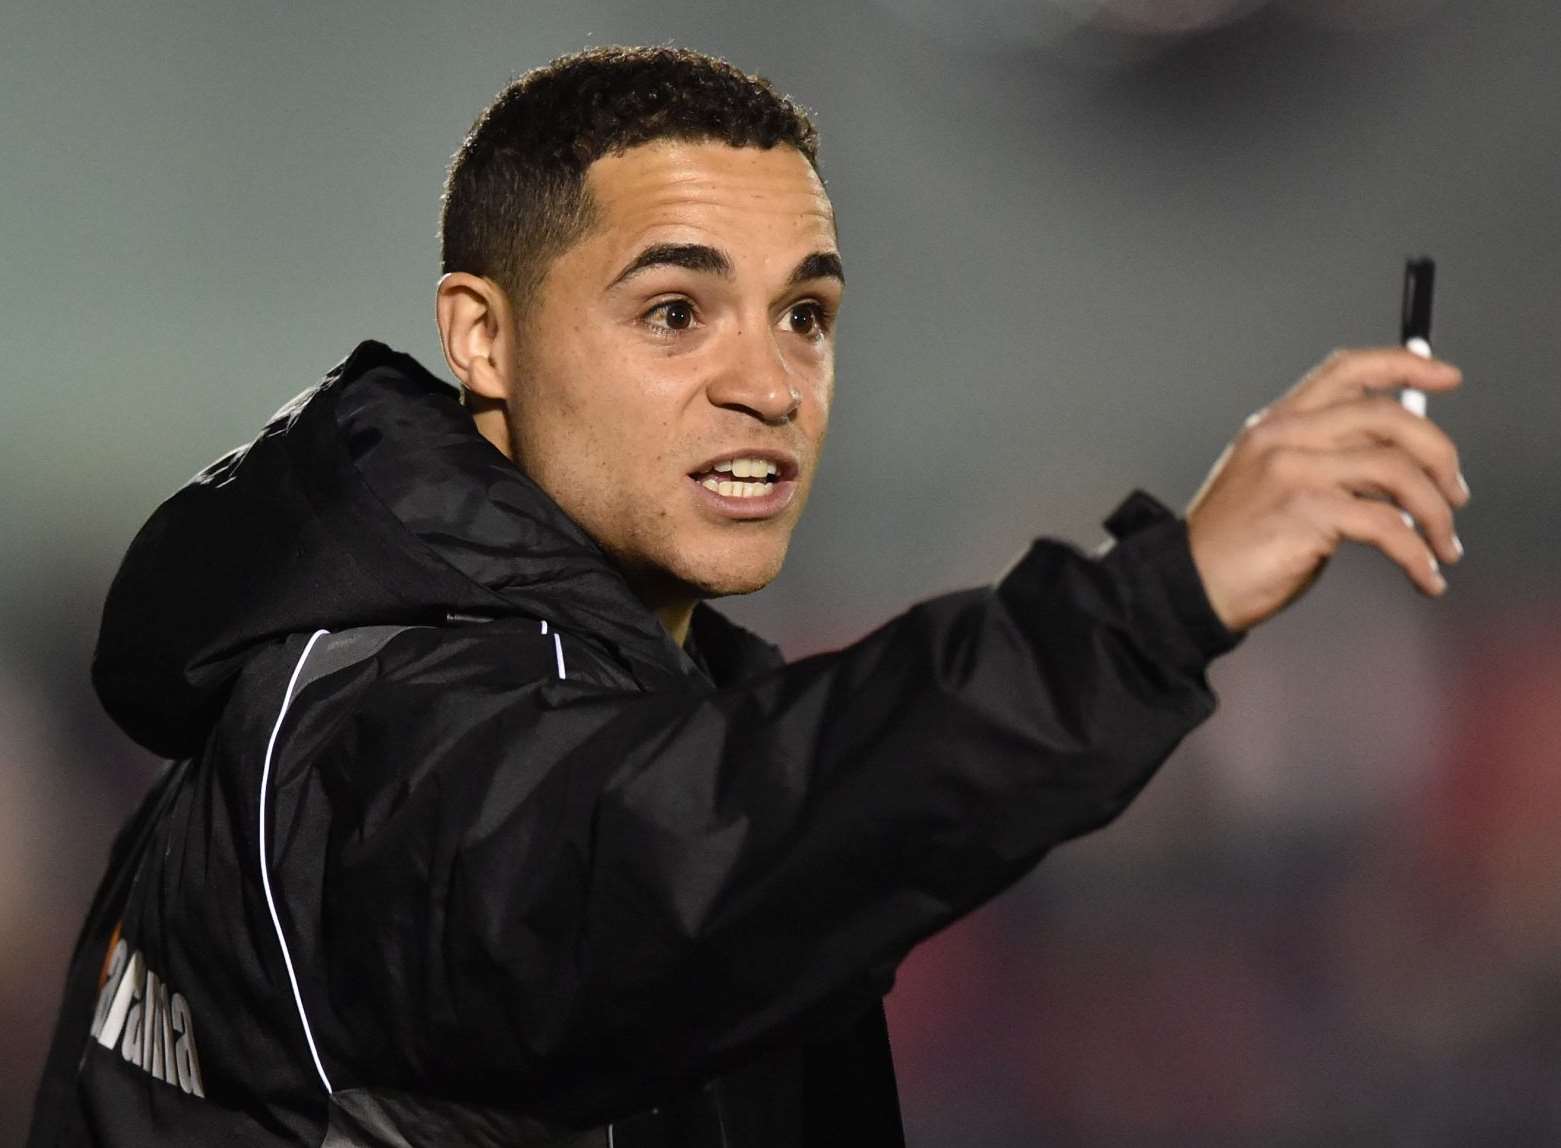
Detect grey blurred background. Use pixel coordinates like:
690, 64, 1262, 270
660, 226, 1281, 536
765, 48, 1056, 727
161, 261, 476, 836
4, 0, 1559, 1143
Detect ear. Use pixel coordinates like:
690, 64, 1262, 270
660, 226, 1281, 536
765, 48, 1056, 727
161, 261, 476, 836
435, 272, 514, 401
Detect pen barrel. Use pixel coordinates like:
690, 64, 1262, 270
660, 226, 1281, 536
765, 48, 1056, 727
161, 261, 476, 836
1401, 257, 1436, 345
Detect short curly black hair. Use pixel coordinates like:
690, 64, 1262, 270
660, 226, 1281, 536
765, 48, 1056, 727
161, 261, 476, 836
440, 46, 821, 312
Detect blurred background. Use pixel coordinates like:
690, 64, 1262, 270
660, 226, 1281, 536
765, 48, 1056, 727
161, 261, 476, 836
4, 0, 1559, 1142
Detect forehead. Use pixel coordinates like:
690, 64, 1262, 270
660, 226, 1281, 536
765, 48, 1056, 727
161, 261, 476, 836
578, 140, 837, 268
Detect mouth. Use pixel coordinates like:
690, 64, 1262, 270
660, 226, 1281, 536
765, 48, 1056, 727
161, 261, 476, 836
688, 452, 795, 495
687, 451, 801, 518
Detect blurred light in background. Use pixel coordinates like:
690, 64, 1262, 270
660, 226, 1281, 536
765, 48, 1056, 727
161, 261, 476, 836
871, 0, 1454, 64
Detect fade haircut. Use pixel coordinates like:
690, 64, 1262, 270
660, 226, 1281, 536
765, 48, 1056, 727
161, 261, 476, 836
440, 46, 820, 314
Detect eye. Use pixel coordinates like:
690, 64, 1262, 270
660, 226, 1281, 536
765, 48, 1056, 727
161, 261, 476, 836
645, 298, 696, 333
786, 301, 830, 338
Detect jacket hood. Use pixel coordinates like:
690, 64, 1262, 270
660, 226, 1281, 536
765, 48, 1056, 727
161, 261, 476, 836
94, 341, 737, 758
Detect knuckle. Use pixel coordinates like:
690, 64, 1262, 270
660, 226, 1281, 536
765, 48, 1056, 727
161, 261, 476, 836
1425, 496, 1454, 535
1379, 447, 1419, 485
1280, 487, 1319, 518
1263, 446, 1303, 484
1241, 414, 1282, 451
1439, 439, 1462, 479
1368, 392, 1402, 419
1366, 499, 1405, 537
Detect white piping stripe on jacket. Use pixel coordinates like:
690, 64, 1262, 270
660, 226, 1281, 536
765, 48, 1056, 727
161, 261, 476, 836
259, 628, 336, 1094
540, 618, 566, 679
259, 622, 565, 1100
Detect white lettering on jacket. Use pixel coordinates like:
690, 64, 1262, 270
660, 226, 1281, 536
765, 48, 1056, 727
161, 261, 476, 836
88, 933, 205, 1098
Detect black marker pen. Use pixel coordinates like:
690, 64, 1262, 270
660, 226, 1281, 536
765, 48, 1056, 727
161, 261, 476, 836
1400, 256, 1435, 416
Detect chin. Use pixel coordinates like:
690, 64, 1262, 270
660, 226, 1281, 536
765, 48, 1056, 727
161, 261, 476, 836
679, 541, 790, 600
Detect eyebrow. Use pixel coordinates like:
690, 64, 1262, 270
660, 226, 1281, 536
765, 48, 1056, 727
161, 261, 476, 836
607, 243, 845, 289
788, 251, 845, 288
610, 243, 731, 286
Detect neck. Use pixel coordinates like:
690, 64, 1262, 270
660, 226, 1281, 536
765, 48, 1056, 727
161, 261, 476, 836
614, 558, 699, 648
471, 405, 696, 646
655, 601, 696, 647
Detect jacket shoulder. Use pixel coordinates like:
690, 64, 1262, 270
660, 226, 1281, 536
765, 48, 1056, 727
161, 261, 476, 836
230, 617, 633, 723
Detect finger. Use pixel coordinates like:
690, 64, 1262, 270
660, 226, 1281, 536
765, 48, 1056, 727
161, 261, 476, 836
1249, 395, 1468, 507
1320, 444, 1463, 565
1309, 490, 1447, 596
1282, 347, 1462, 415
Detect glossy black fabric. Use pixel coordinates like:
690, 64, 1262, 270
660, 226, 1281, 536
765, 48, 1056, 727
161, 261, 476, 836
31, 342, 1241, 1146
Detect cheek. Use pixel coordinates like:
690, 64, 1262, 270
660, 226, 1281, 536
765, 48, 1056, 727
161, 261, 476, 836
804, 369, 834, 439
546, 345, 664, 445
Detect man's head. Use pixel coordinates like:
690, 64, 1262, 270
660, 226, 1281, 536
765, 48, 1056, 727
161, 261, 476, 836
435, 47, 842, 637
440, 46, 821, 315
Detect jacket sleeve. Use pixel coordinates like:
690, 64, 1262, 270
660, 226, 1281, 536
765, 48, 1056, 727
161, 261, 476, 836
268, 499, 1240, 1120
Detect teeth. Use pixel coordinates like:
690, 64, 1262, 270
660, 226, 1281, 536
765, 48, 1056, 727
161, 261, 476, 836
704, 479, 771, 499
709, 457, 780, 479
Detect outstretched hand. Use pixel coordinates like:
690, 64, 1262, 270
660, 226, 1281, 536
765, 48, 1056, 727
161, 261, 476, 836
1186, 347, 1469, 635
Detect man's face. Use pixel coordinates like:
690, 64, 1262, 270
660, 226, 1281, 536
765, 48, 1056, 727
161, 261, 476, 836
501, 140, 841, 603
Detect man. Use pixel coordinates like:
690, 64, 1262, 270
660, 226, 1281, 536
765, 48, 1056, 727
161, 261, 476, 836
29, 45, 1466, 1148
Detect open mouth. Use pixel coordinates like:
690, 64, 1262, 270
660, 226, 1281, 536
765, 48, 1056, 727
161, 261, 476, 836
688, 455, 792, 499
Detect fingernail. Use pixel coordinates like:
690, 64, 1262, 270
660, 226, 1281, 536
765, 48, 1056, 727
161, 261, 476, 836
1399, 510, 1416, 530
1457, 472, 1470, 501
1453, 533, 1464, 560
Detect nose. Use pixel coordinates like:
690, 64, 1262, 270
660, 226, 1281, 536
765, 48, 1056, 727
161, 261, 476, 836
705, 323, 801, 425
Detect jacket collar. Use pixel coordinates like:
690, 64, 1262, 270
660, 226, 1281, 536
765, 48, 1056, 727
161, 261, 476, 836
93, 341, 781, 757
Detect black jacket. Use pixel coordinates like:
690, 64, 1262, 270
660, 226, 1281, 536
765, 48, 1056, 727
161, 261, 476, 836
29, 341, 1241, 1147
